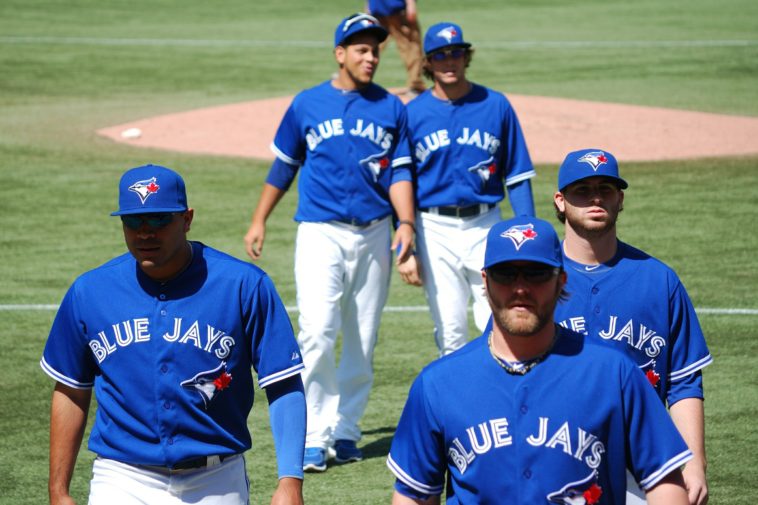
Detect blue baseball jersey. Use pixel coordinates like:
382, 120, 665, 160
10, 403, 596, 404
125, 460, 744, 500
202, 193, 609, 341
267, 81, 413, 224
407, 84, 536, 208
554, 241, 712, 405
40, 242, 304, 467
387, 329, 692, 504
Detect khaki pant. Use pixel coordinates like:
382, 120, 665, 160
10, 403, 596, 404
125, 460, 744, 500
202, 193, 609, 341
377, 12, 426, 92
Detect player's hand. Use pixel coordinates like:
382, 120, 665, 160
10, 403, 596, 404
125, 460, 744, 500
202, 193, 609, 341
398, 253, 422, 286
682, 462, 708, 505
244, 221, 266, 261
391, 223, 415, 264
270, 477, 303, 505
50, 493, 77, 505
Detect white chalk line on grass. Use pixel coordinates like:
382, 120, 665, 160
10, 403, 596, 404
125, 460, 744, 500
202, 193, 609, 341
0, 36, 756, 50
1, 304, 756, 316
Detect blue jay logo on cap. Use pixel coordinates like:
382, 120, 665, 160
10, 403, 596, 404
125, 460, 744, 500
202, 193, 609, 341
502, 224, 538, 250
128, 177, 160, 204
436, 25, 459, 43
577, 151, 609, 171
181, 361, 233, 408
546, 470, 603, 504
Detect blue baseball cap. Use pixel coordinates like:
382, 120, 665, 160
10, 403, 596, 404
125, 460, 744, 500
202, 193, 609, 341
424, 22, 472, 55
483, 217, 562, 269
557, 148, 628, 191
111, 164, 188, 216
334, 13, 388, 47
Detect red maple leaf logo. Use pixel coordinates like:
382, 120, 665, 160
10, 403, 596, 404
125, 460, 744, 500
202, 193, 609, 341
645, 369, 660, 387
146, 182, 160, 193
214, 371, 232, 390
523, 229, 537, 239
488, 163, 496, 174
597, 154, 607, 164
583, 483, 602, 504
379, 157, 389, 169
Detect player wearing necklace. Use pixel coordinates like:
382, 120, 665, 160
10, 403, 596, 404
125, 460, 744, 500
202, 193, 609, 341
388, 216, 691, 505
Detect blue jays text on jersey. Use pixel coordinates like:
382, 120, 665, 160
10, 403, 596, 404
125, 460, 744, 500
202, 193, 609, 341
406, 83, 535, 208
40, 242, 304, 467
554, 241, 712, 404
387, 329, 692, 504
266, 81, 412, 224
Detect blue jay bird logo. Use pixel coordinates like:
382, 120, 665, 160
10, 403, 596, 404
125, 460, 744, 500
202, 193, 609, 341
436, 26, 459, 43
128, 177, 160, 204
181, 361, 233, 408
467, 157, 496, 187
577, 151, 608, 171
501, 223, 538, 251
547, 470, 603, 504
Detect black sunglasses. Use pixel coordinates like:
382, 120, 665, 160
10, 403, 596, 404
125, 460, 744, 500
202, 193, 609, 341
430, 48, 466, 61
121, 213, 177, 230
487, 265, 561, 285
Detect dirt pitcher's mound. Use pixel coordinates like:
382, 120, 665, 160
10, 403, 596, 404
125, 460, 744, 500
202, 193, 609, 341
97, 93, 758, 163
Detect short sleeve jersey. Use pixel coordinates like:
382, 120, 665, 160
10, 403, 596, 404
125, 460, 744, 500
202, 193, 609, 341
40, 242, 304, 467
387, 329, 692, 503
268, 81, 413, 224
554, 241, 712, 404
406, 84, 536, 208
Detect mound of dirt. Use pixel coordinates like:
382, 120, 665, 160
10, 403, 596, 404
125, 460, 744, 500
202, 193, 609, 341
97, 93, 758, 164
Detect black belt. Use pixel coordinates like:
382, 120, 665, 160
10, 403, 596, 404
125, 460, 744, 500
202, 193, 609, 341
334, 217, 384, 228
420, 203, 495, 218
138, 454, 237, 473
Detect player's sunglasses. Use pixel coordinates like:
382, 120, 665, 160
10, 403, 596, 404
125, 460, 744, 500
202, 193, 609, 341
121, 213, 178, 230
487, 265, 561, 285
430, 48, 466, 61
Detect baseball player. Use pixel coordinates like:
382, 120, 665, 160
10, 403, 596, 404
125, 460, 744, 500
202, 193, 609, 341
366, 0, 426, 96
41, 164, 306, 505
243, 13, 416, 472
387, 216, 692, 504
399, 21, 536, 356
552, 149, 712, 505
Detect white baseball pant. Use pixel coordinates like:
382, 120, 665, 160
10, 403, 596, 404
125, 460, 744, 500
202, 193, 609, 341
295, 219, 391, 448
88, 455, 248, 505
415, 206, 501, 356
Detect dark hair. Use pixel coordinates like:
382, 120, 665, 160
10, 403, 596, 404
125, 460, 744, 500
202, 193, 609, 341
422, 47, 474, 81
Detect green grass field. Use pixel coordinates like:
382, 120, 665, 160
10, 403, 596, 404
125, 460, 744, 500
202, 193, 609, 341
1, 1, 757, 503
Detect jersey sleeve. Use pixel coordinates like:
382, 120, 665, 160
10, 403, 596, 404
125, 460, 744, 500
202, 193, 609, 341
667, 278, 712, 391
623, 363, 693, 490
265, 157, 300, 191
500, 100, 536, 186
247, 274, 304, 388
668, 371, 704, 405
386, 374, 447, 498
390, 101, 413, 185
39, 283, 98, 389
270, 100, 306, 167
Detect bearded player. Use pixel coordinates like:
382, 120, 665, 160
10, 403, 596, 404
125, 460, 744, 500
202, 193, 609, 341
553, 149, 712, 505
388, 216, 691, 504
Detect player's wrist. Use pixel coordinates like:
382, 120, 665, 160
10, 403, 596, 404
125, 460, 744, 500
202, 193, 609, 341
397, 219, 416, 233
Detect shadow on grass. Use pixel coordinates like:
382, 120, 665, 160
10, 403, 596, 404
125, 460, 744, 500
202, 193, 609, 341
360, 425, 397, 461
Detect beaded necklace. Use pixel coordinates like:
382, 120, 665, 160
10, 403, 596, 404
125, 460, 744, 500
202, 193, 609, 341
487, 330, 556, 376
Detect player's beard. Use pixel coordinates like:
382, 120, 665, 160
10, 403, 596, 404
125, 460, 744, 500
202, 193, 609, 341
488, 283, 561, 337
568, 200, 622, 239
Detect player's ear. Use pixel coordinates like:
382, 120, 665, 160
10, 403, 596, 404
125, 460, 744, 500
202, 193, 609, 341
183, 209, 194, 232
334, 45, 346, 66
553, 191, 566, 212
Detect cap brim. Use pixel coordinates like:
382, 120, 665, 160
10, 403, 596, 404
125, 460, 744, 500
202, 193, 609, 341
111, 207, 186, 216
425, 42, 471, 55
484, 255, 562, 270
